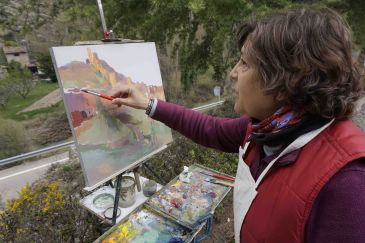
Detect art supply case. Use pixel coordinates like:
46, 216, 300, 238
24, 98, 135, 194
94, 164, 232, 242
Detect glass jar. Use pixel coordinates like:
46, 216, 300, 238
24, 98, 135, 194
119, 176, 136, 208
142, 179, 157, 197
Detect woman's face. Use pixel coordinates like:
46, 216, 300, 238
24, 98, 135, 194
230, 45, 281, 121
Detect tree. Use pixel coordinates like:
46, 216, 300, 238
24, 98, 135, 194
346, 0, 365, 65
0, 77, 15, 109
7, 61, 36, 99
104, 0, 293, 90
36, 52, 57, 82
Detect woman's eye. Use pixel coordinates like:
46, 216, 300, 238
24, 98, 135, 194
238, 58, 248, 69
240, 59, 247, 66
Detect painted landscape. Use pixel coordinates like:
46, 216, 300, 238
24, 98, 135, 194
51, 43, 172, 187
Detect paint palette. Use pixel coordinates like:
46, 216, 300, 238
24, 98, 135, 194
95, 207, 195, 243
146, 164, 231, 229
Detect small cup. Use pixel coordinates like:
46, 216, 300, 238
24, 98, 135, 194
142, 179, 157, 197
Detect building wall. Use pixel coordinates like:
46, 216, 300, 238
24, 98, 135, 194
5, 52, 30, 67
3, 46, 31, 68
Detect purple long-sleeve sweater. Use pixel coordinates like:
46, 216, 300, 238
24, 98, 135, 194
151, 100, 365, 242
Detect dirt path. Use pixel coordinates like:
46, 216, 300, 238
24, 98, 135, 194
19, 89, 62, 113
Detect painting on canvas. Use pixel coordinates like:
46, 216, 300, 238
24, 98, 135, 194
50, 43, 172, 188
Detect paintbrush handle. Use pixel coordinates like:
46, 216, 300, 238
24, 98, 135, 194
212, 174, 235, 181
199, 171, 235, 181
100, 93, 115, 101
215, 180, 235, 187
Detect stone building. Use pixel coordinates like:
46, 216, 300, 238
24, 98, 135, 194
2, 45, 37, 73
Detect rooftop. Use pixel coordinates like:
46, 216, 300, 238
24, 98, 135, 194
3, 46, 27, 54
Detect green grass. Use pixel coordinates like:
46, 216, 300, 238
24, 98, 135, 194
0, 82, 59, 120
11, 103, 63, 121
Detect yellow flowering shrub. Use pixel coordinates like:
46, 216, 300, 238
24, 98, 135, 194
0, 160, 100, 242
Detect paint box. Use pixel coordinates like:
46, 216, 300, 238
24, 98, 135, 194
93, 164, 232, 242
146, 164, 231, 229
94, 206, 197, 243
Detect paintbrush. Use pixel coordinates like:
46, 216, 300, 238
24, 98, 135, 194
205, 177, 234, 187
80, 88, 115, 101
198, 171, 235, 182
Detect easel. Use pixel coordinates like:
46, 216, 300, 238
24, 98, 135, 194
77, 0, 170, 227
76, 1, 215, 241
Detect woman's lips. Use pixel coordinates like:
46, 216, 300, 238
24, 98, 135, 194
233, 90, 238, 98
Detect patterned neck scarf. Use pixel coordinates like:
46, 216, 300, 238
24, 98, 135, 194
251, 106, 306, 134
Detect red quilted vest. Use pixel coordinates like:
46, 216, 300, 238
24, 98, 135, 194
240, 120, 365, 243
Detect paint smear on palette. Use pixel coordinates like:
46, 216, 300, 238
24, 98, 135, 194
147, 165, 230, 228
100, 208, 191, 243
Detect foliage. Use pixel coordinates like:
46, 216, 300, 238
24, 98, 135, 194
104, 0, 295, 90
0, 81, 58, 120
103, 0, 365, 89
2, 0, 364, 89
0, 118, 29, 160
342, 0, 365, 49
13, 104, 62, 121
25, 109, 72, 145
0, 0, 100, 54
35, 52, 57, 82
0, 77, 15, 109
3, 41, 17, 47
0, 159, 101, 242
6, 61, 36, 99
0, 100, 239, 241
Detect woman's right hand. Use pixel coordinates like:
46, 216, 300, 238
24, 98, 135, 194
110, 86, 149, 110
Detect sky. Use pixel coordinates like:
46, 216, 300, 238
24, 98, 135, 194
50, 42, 163, 86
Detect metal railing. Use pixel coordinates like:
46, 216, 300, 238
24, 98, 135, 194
0, 100, 225, 167
0, 141, 74, 167
192, 100, 225, 112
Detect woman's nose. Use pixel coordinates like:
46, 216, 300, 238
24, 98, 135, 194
230, 63, 238, 81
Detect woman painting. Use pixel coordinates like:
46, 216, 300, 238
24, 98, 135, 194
111, 8, 365, 243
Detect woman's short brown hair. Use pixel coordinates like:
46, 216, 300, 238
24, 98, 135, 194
237, 8, 364, 119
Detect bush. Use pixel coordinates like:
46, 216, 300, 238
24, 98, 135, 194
0, 158, 101, 242
35, 52, 58, 83
26, 110, 72, 146
0, 119, 30, 160
0, 100, 239, 242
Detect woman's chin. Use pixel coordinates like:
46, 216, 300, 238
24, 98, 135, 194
233, 103, 243, 115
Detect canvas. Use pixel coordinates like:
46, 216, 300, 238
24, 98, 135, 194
50, 43, 173, 188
